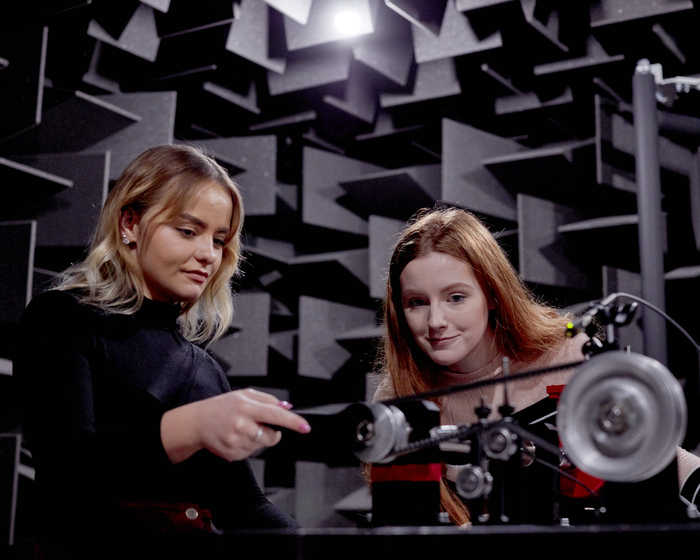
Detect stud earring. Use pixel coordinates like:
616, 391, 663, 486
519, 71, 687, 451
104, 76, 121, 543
122, 233, 130, 245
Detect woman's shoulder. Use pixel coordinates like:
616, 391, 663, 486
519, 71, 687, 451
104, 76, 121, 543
15, 290, 104, 361
21, 289, 103, 331
513, 333, 588, 386
24, 288, 82, 315
534, 333, 588, 368
556, 332, 589, 362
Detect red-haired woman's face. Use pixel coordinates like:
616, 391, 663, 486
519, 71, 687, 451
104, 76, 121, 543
124, 182, 233, 303
400, 251, 496, 373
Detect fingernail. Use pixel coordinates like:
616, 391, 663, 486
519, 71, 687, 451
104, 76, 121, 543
299, 423, 311, 433
278, 401, 293, 409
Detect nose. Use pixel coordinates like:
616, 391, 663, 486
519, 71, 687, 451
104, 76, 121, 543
194, 237, 217, 264
427, 303, 447, 330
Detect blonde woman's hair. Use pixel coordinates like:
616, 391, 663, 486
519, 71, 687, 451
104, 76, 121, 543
53, 143, 244, 346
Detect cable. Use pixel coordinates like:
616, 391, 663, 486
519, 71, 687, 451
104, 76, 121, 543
612, 292, 700, 356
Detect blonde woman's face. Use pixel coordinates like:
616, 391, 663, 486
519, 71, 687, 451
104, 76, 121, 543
127, 182, 233, 303
400, 251, 496, 373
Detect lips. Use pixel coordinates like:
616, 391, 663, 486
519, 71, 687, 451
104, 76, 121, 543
185, 270, 209, 283
427, 335, 456, 346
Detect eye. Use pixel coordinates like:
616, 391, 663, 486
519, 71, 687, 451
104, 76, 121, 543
406, 297, 426, 308
177, 228, 196, 237
448, 294, 466, 304
213, 237, 226, 248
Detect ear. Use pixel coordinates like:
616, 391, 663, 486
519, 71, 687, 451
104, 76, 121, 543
119, 207, 141, 244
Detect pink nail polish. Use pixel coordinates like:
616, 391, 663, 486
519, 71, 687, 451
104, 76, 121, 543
278, 401, 293, 409
299, 423, 311, 433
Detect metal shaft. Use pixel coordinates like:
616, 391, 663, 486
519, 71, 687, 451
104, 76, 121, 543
633, 59, 667, 365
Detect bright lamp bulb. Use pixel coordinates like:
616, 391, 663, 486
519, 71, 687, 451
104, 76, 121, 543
334, 10, 362, 35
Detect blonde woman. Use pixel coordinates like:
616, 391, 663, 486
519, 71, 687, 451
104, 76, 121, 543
14, 145, 310, 554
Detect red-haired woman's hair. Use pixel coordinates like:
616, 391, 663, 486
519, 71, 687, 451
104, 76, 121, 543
377, 206, 570, 524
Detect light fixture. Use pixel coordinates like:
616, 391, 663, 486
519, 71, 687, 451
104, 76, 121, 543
334, 7, 363, 35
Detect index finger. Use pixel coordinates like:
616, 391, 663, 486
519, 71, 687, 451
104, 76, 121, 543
254, 403, 311, 435
239, 388, 294, 413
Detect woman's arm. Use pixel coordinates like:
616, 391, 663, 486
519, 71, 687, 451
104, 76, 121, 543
161, 387, 311, 464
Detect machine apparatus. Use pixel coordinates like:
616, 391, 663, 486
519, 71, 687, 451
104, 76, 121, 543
277, 293, 700, 527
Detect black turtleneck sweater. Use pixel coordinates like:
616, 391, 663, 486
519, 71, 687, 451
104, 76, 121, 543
13, 289, 297, 538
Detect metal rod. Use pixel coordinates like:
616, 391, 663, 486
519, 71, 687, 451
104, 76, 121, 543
633, 59, 668, 365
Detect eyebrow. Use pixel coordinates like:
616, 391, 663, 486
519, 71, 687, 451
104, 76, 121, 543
180, 213, 231, 235
402, 281, 475, 294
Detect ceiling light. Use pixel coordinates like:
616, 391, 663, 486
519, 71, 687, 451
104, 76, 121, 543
334, 9, 363, 35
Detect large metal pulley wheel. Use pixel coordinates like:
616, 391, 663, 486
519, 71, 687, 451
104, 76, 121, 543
557, 351, 687, 482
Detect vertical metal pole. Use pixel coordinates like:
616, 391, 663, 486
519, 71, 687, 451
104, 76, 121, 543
633, 59, 667, 365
